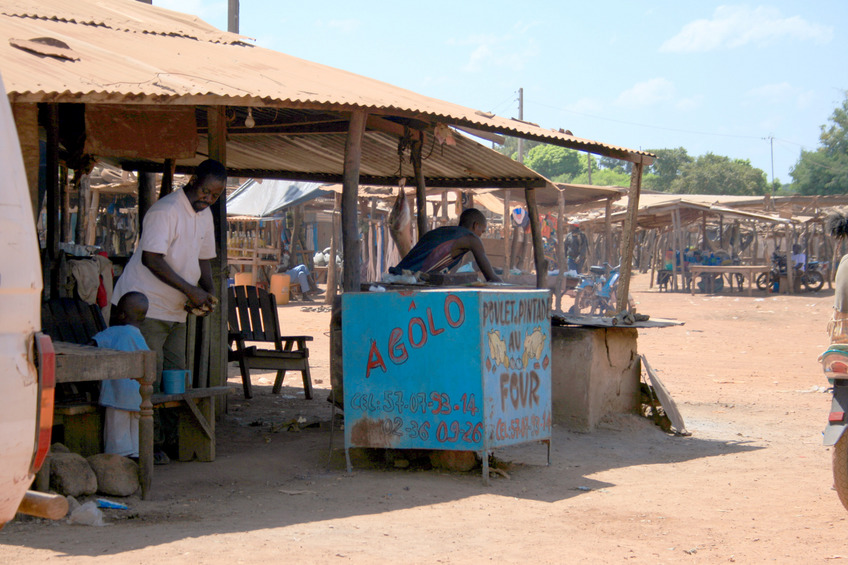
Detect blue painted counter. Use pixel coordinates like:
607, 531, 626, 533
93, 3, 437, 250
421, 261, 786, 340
342, 288, 552, 476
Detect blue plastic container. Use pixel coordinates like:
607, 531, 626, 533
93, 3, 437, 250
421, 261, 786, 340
161, 369, 188, 394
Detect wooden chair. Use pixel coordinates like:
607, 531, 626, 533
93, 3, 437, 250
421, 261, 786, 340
227, 285, 314, 400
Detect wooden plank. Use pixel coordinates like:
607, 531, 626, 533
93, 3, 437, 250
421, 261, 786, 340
412, 131, 428, 238
207, 105, 228, 411
616, 159, 643, 312
46, 103, 60, 298
641, 354, 688, 435
342, 110, 367, 292
525, 185, 546, 289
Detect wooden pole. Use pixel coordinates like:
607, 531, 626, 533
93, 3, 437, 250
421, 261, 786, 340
60, 167, 69, 244
604, 198, 613, 264
159, 158, 176, 198
503, 190, 512, 275
45, 103, 60, 298
85, 190, 99, 246
137, 172, 157, 238
325, 192, 341, 304
207, 106, 228, 415
554, 188, 566, 310
525, 186, 546, 289
411, 131, 428, 238
342, 110, 367, 292
616, 159, 643, 312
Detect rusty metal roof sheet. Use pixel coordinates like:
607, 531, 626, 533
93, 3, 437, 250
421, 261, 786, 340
0, 0, 653, 182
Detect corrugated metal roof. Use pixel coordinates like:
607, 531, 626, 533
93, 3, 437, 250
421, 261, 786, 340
0, 0, 654, 186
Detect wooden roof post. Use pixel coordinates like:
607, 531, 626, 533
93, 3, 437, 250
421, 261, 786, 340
604, 197, 613, 264
554, 187, 566, 310
342, 110, 367, 292
525, 184, 546, 289
503, 190, 512, 275
325, 192, 341, 304
411, 130, 428, 237
207, 105, 228, 411
44, 103, 60, 298
616, 157, 644, 313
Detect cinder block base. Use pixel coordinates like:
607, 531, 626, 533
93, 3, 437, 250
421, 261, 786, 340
550, 326, 641, 431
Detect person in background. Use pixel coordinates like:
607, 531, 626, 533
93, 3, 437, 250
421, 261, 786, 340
93, 292, 149, 460
111, 158, 226, 463
792, 243, 807, 272
276, 243, 322, 300
564, 223, 588, 273
388, 207, 502, 282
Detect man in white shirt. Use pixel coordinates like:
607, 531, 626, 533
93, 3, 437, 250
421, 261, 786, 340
112, 159, 226, 462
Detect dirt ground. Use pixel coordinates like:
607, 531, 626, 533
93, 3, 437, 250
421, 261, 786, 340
2, 273, 847, 564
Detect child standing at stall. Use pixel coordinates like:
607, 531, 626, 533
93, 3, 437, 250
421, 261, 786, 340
92, 291, 150, 459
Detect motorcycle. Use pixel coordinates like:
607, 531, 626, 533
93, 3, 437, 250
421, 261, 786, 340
755, 251, 826, 292
568, 263, 633, 316
820, 344, 848, 510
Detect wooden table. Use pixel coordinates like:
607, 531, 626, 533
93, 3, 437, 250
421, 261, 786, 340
53, 342, 157, 499
688, 265, 770, 296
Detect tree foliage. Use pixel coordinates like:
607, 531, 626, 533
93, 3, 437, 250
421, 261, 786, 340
790, 92, 848, 195
523, 144, 586, 180
670, 153, 768, 195
569, 167, 632, 187
646, 147, 693, 192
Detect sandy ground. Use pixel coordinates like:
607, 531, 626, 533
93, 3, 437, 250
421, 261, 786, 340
2, 273, 847, 564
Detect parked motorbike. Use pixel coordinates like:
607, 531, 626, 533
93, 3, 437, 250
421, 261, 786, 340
755, 251, 826, 292
820, 345, 848, 510
568, 263, 633, 316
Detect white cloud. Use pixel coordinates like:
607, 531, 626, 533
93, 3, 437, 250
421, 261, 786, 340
660, 6, 833, 53
615, 78, 676, 108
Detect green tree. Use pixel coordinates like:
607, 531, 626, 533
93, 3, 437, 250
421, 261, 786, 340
671, 153, 768, 195
523, 144, 584, 180
646, 147, 693, 192
790, 93, 848, 194
494, 136, 542, 161
569, 167, 632, 186
597, 156, 628, 173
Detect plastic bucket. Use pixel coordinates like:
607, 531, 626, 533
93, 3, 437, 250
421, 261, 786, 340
234, 272, 252, 287
161, 369, 189, 394
270, 273, 290, 305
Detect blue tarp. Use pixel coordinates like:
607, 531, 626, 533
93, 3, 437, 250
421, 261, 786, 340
226, 179, 330, 218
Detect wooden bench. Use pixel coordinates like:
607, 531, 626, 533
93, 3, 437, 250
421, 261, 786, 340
42, 298, 232, 463
151, 387, 231, 462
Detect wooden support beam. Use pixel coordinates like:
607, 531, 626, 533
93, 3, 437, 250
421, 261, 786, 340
525, 186, 546, 289
554, 188, 566, 310
411, 131, 428, 237
137, 172, 157, 236
342, 110, 367, 292
604, 198, 613, 264
207, 106, 228, 408
503, 190, 511, 275
325, 192, 341, 304
159, 158, 176, 198
616, 158, 644, 312
45, 103, 60, 298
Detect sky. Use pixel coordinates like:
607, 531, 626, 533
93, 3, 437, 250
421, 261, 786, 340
156, 1, 847, 185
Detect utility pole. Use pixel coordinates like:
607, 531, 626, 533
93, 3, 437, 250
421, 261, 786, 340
764, 135, 776, 195
517, 88, 524, 163
228, 0, 239, 33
